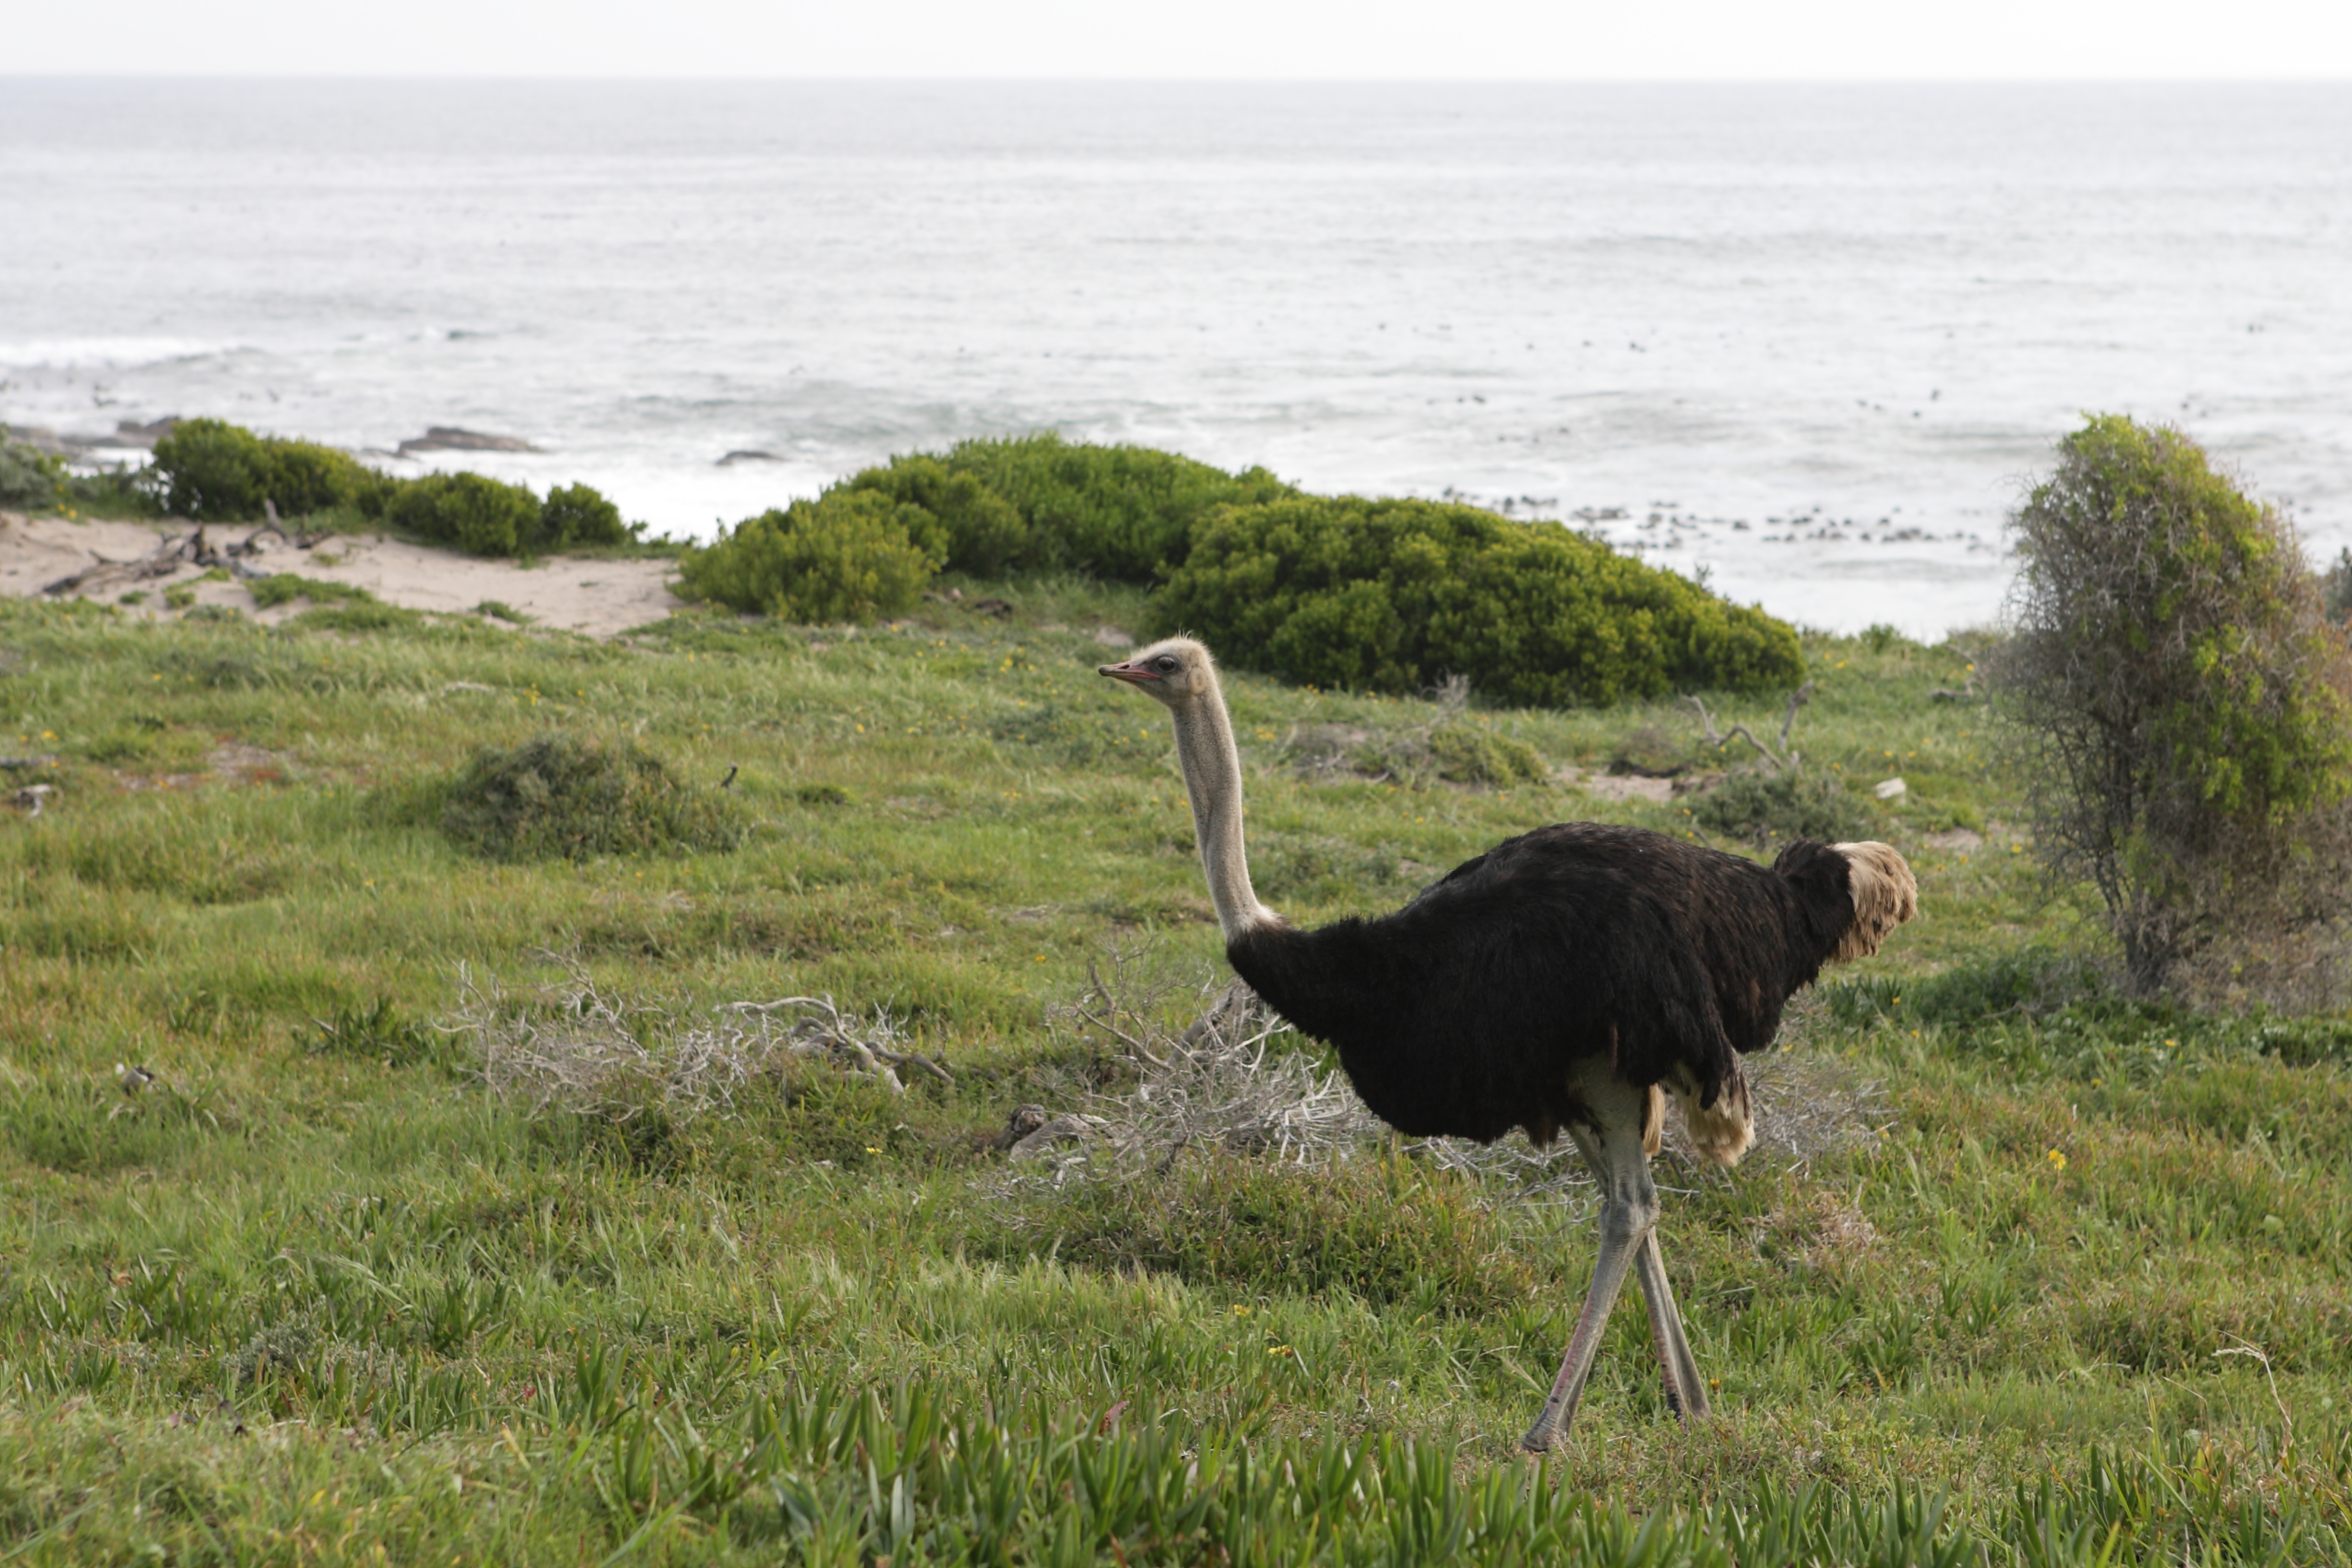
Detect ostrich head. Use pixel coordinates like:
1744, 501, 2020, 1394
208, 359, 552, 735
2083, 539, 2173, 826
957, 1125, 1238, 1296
1827, 840, 1919, 961
1097, 638, 1217, 706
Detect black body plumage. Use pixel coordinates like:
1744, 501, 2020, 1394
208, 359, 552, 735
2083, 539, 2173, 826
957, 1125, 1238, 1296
1225, 823, 1860, 1147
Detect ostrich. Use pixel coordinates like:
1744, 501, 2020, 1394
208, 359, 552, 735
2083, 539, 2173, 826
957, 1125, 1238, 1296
1099, 638, 1916, 1451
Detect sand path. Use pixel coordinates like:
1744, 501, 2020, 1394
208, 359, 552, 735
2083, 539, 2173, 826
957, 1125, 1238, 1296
0, 512, 687, 638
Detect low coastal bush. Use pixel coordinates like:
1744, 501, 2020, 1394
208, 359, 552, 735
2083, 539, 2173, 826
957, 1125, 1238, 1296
1157, 496, 1805, 706
439, 734, 744, 861
385, 474, 636, 557
675, 491, 937, 621
538, 480, 635, 549
845, 433, 1295, 579
148, 418, 635, 555
0, 436, 66, 509
389, 471, 544, 556
149, 417, 389, 521
1691, 766, 1869, 846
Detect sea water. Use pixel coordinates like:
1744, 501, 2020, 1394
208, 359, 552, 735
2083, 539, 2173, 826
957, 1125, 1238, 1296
3, 79, 2346, 638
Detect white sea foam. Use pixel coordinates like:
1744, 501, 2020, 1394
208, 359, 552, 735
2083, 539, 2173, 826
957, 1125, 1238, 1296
5, 79, 2347, 637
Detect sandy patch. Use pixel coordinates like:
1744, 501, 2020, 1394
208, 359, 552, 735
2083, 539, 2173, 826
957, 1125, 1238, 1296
0, 512, 687, 640
1578, 773, 1677, 804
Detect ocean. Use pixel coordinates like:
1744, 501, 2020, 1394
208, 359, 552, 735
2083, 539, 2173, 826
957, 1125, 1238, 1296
3, 79, 2346, 638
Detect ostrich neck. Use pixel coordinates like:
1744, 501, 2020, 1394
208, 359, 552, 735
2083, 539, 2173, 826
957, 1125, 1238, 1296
1169, 678, 1270, 941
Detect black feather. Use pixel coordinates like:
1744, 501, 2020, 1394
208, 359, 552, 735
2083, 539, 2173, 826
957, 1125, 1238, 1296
1226, 823, 1853, 1146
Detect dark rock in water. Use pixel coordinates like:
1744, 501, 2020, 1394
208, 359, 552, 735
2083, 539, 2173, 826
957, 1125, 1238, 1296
110, 417, 179, 446
396, 427, 540, 455
7, 426, 78, 455
716, 449, 782, 466
7, 421, 172, 455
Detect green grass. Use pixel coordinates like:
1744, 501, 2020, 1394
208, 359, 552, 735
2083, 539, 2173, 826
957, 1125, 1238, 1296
0, 586, 2345, 1564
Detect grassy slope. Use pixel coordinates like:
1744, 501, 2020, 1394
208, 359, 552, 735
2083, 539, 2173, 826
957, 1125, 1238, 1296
0, 580, 2346, 1565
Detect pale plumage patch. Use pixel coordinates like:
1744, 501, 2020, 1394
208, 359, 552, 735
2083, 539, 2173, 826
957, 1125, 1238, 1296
1828, 840, 1918, 963
1660, 1065, 1755, 1167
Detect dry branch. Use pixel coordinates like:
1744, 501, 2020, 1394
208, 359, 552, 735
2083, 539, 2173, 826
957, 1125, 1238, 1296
1686, 682, 1814, 772
453, 961, 938, 1119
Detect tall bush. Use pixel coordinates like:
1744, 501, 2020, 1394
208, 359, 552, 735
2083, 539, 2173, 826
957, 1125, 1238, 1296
1156, 496, 1804, 707
675, 490, 936, 622
1989, 415, 2352, 994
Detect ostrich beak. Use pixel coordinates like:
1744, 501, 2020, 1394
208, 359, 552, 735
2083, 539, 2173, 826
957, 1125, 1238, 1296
1098, 660, 1159, 685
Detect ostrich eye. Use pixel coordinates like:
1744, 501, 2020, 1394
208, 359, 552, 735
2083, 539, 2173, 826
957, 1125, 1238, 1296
1154, 656, 1177, 673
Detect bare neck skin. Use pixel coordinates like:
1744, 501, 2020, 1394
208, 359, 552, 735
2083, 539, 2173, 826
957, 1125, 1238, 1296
1167, 670, 1273, 941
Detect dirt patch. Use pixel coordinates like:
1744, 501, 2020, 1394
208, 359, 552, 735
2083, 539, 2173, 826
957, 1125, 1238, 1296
1580, 774, 1676, 804
209, 743, 288, 784
1, 510, 685, 639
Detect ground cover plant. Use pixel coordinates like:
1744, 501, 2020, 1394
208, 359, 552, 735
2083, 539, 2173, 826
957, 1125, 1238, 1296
0, 589, 2347, 1563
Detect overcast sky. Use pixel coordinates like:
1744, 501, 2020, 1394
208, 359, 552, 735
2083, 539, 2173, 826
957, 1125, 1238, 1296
10, 0, 2348, 78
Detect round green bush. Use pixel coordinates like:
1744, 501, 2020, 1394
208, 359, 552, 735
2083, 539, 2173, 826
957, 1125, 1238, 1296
151, 418, 271, 519
263, 438, 373, 516
1157, 496, 1805, 707
844, 455, 1021, 575
1690, 767, 1869, 845
844, 433, 1294, 581
675, 490, 936, 622
389, 472, 543, 556
440, 734, 743, 861
0, 438, 65, 511
540, 482, 634, 549
150, 419, 387, 521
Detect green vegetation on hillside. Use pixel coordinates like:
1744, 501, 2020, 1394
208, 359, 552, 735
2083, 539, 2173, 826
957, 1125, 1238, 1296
134, 418, 643, 559
682, 433, 1799, 707
1160, 495, 1804, 705
0, 588, 2344, 1564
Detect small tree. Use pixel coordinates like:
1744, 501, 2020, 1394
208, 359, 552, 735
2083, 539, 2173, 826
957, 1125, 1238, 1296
1990, 415, 2352, 994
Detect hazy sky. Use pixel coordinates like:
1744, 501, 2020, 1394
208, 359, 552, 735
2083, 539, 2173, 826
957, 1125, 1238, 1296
10, 0, 2348, 78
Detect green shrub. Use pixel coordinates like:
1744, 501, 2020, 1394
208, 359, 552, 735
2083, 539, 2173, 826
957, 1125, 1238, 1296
540, 482, 636, 549
0, 437, 65, 510
1988, 415, 2352, 993
389, 472, 543, 556
149, 419, 384, 521
151, 418, 270, 518
846, 433, 1293, 580
1158, 496, 1805, 707
263, 437, 377, 516
1690, 767, 1869, 846
1425, 722, 1548, 786
440, 735, 745, 861
844, 455, 1024, 575
675, 491, 936, 622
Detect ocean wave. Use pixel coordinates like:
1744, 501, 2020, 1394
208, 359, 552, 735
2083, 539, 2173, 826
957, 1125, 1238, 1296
0, 337, 246, 370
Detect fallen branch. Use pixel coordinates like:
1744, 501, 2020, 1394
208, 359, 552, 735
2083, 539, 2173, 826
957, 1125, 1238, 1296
1685, 681, 1814, 772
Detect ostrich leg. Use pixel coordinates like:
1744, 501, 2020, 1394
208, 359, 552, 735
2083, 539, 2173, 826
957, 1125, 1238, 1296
1521, 1081, 1660, 1453
1635, 1231, 1710, 1420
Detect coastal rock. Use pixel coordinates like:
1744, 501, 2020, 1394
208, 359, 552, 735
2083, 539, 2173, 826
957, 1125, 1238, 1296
716, 449, 782, 466
396, 427, 541, 455
107, 417, 180, 447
